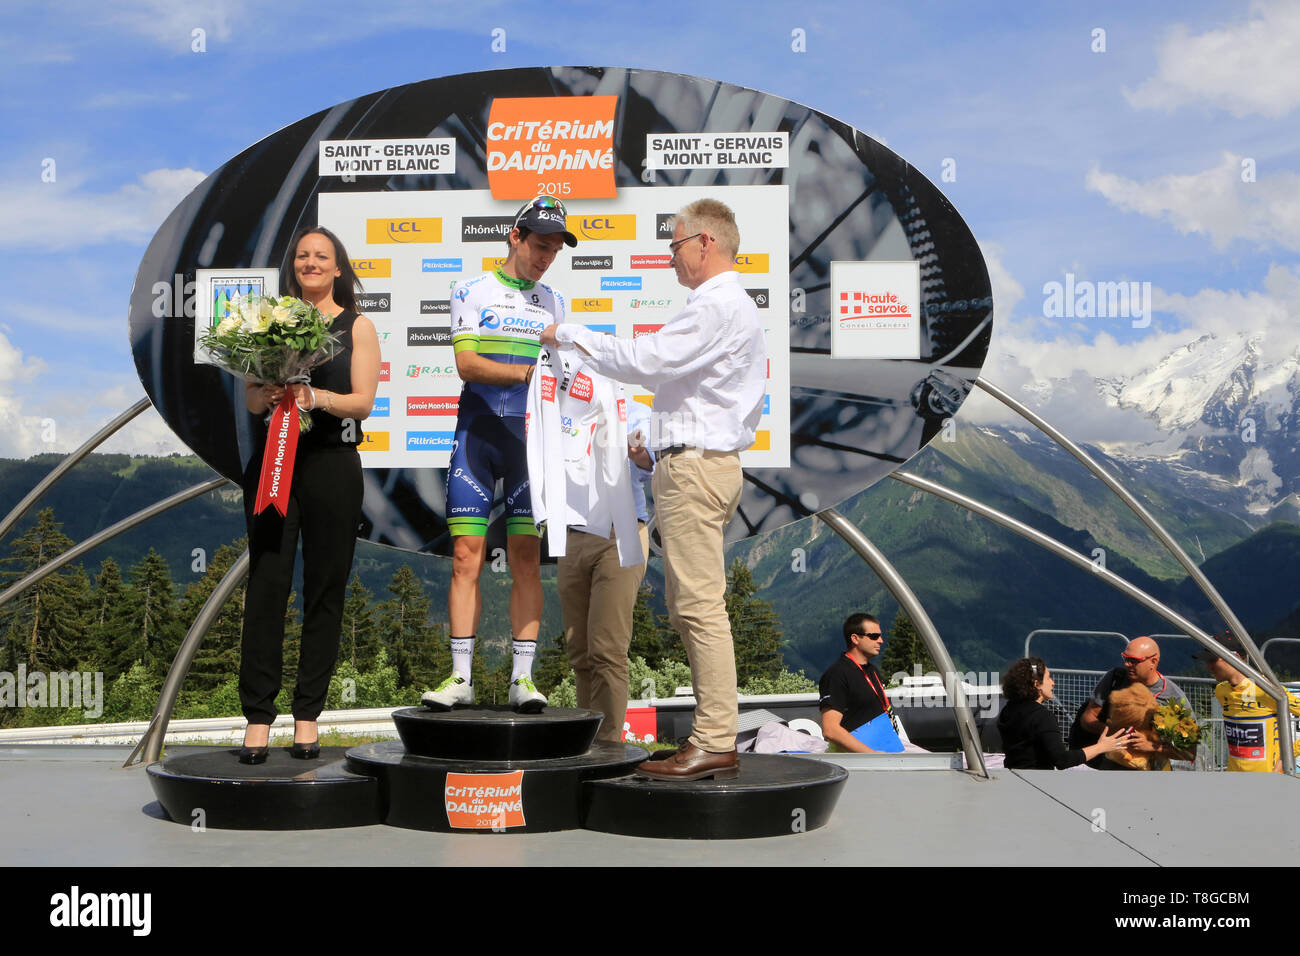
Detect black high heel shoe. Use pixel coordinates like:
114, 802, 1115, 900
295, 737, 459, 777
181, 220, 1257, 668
289, 740, 320, 759
239, 724, 271, 765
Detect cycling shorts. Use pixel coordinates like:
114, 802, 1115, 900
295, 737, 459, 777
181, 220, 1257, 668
445, 414, 536, 537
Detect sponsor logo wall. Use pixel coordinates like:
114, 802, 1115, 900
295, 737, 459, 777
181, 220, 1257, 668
320, 184, 789, 467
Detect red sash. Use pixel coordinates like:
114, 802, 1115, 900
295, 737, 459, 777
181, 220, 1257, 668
253, 393, 301, 516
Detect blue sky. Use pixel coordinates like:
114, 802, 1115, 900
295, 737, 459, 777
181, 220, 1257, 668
1, 0, 1297, 454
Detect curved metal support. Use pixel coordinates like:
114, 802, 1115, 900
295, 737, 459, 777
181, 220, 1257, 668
891, 469, 1295, 773
1025, 629, 1128, 660
0, 477, 230, 610
815, 507, 989, 778
124, 549, 250, 768
0, 397, 152, 543
974, 376, 1278, 688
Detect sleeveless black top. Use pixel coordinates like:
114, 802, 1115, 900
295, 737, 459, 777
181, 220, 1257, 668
251, 309, 362, 453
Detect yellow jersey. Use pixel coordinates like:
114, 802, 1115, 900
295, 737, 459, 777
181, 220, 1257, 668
1214, 678, 1300, 772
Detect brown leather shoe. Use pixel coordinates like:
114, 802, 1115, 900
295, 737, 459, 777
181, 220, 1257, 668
635, 742, 739, 781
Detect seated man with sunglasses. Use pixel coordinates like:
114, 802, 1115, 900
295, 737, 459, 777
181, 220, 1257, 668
819, 613, 905, 753
1068, 635, 1195, 769
424, 196, 576, 714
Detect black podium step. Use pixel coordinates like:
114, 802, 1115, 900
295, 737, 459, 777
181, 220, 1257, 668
582, 753, 848, 839
346, 739, 646, 833
393, 706, 602, 761
146, 747, 383, 830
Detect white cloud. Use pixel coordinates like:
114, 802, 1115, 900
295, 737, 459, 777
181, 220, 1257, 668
1085, 152, 1300, 251
83, 90, 190, 110
1126, 2, 1300, 118
0, 166, 206, 251
103, 0, 241, 50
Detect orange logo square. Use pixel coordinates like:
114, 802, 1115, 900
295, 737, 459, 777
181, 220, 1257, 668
486, 96, 617, 200
444, 770, 526, 830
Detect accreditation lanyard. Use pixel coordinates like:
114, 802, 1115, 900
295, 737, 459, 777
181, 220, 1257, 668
846, 654, 899, 732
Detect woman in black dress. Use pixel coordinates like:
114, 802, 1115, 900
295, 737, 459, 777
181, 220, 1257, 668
238, 226, 381, 763
998, 657, 1137, 770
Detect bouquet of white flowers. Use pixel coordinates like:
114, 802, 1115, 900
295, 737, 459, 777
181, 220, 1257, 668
199, 293, 340, 430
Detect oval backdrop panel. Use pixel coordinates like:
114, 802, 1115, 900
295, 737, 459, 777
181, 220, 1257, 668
129, 66, 992, 555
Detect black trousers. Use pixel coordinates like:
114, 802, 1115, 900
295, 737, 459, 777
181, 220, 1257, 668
238, 445, 363, 724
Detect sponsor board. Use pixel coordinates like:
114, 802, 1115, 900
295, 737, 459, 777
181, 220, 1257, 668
830, 260, 922, 359
407, 396, 459, 416
406, 364, 458, 379
481, 257, 508, 271
318, 138, 456, 176
461, 216, 516, 242
629, 297, 671, 309
633, 393, 654, 407
370, 396, 391, 418
486, 96, 616, 199
355, 291, 391, 312
406, 431, 456, 451
365, 218, 443, 244
566, 215, 635, 241
408, 326, 452, 346
571, 255, 613, 270
645, 132, 789, 170
732, 254, 768, 273
192, 267, 279, 367
444, 770, 526, 829
601, 276, 641, 291
584, 323, 616, 335
420, 300, 451, 314
763, 394, 771, 415
630, 254, 672, 269
745, 288, 770, 309
571, 298, 612, 312
359, 431, 390, 452
379, 362, 391, 382
748, 430, 771, 452
421, 258, 462, 273
655, 213, 675, 238
351, 258, 392, 278
632, 324, 663, 338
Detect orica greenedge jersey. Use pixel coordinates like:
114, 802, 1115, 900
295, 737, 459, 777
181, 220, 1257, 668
451, 270, 566, 419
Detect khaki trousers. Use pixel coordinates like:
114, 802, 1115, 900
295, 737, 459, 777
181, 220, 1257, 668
652, 449, 743, 752
557, 524, 649, 743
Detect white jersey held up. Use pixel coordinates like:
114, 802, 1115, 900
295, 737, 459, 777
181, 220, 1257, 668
525, 348, 641, 567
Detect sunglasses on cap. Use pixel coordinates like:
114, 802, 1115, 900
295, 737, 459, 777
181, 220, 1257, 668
513, 195, 568, 228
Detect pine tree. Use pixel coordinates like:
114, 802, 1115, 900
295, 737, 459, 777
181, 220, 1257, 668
124, 549, 181, 678
532, 632, 572, 696
375, 565, 444, 689
0, 508, 87, 671
340, 574, 378, 669
877, 609, 938, 682
724, 559, 784, 684
178, 541, 248, 690
628, 585, 669, 668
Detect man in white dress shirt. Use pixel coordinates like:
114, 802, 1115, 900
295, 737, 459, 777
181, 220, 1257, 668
541, 198, 766, 780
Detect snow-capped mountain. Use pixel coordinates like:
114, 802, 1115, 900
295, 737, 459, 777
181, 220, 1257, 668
1098, 331, 1300, 513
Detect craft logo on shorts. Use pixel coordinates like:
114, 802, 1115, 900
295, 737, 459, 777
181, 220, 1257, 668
351, 258, 391, 278
486, 96, 617, 199
629, 297, 671, 309
407, 396, 459, 416
370, 396, 391, 418
420, 300, 451, 314
571, 298, 612, 312
745, 288, 770, 308
461, 216, 516, 242
379, 362, 391, 382
406, 431, 455, 451
571, 255, 613, 270
359, 431, 390, 452
481, 257, 508, 271
601, 276, 641, 291
569, 372, 594, 403
355, 292, 391, 312
365, 218, 443, 244
633, 324, 663, 338
567, 215, 635, 241
408, 326, 452, 346
421, 258, 462, 273
656, 214, 675, 238
444, 770, 526, 829
732, 253, 768, 273
630, 254, 672, 269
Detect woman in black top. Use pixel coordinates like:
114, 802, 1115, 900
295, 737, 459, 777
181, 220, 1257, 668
238, 226, 381, 763
998, 657, 1137, 770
